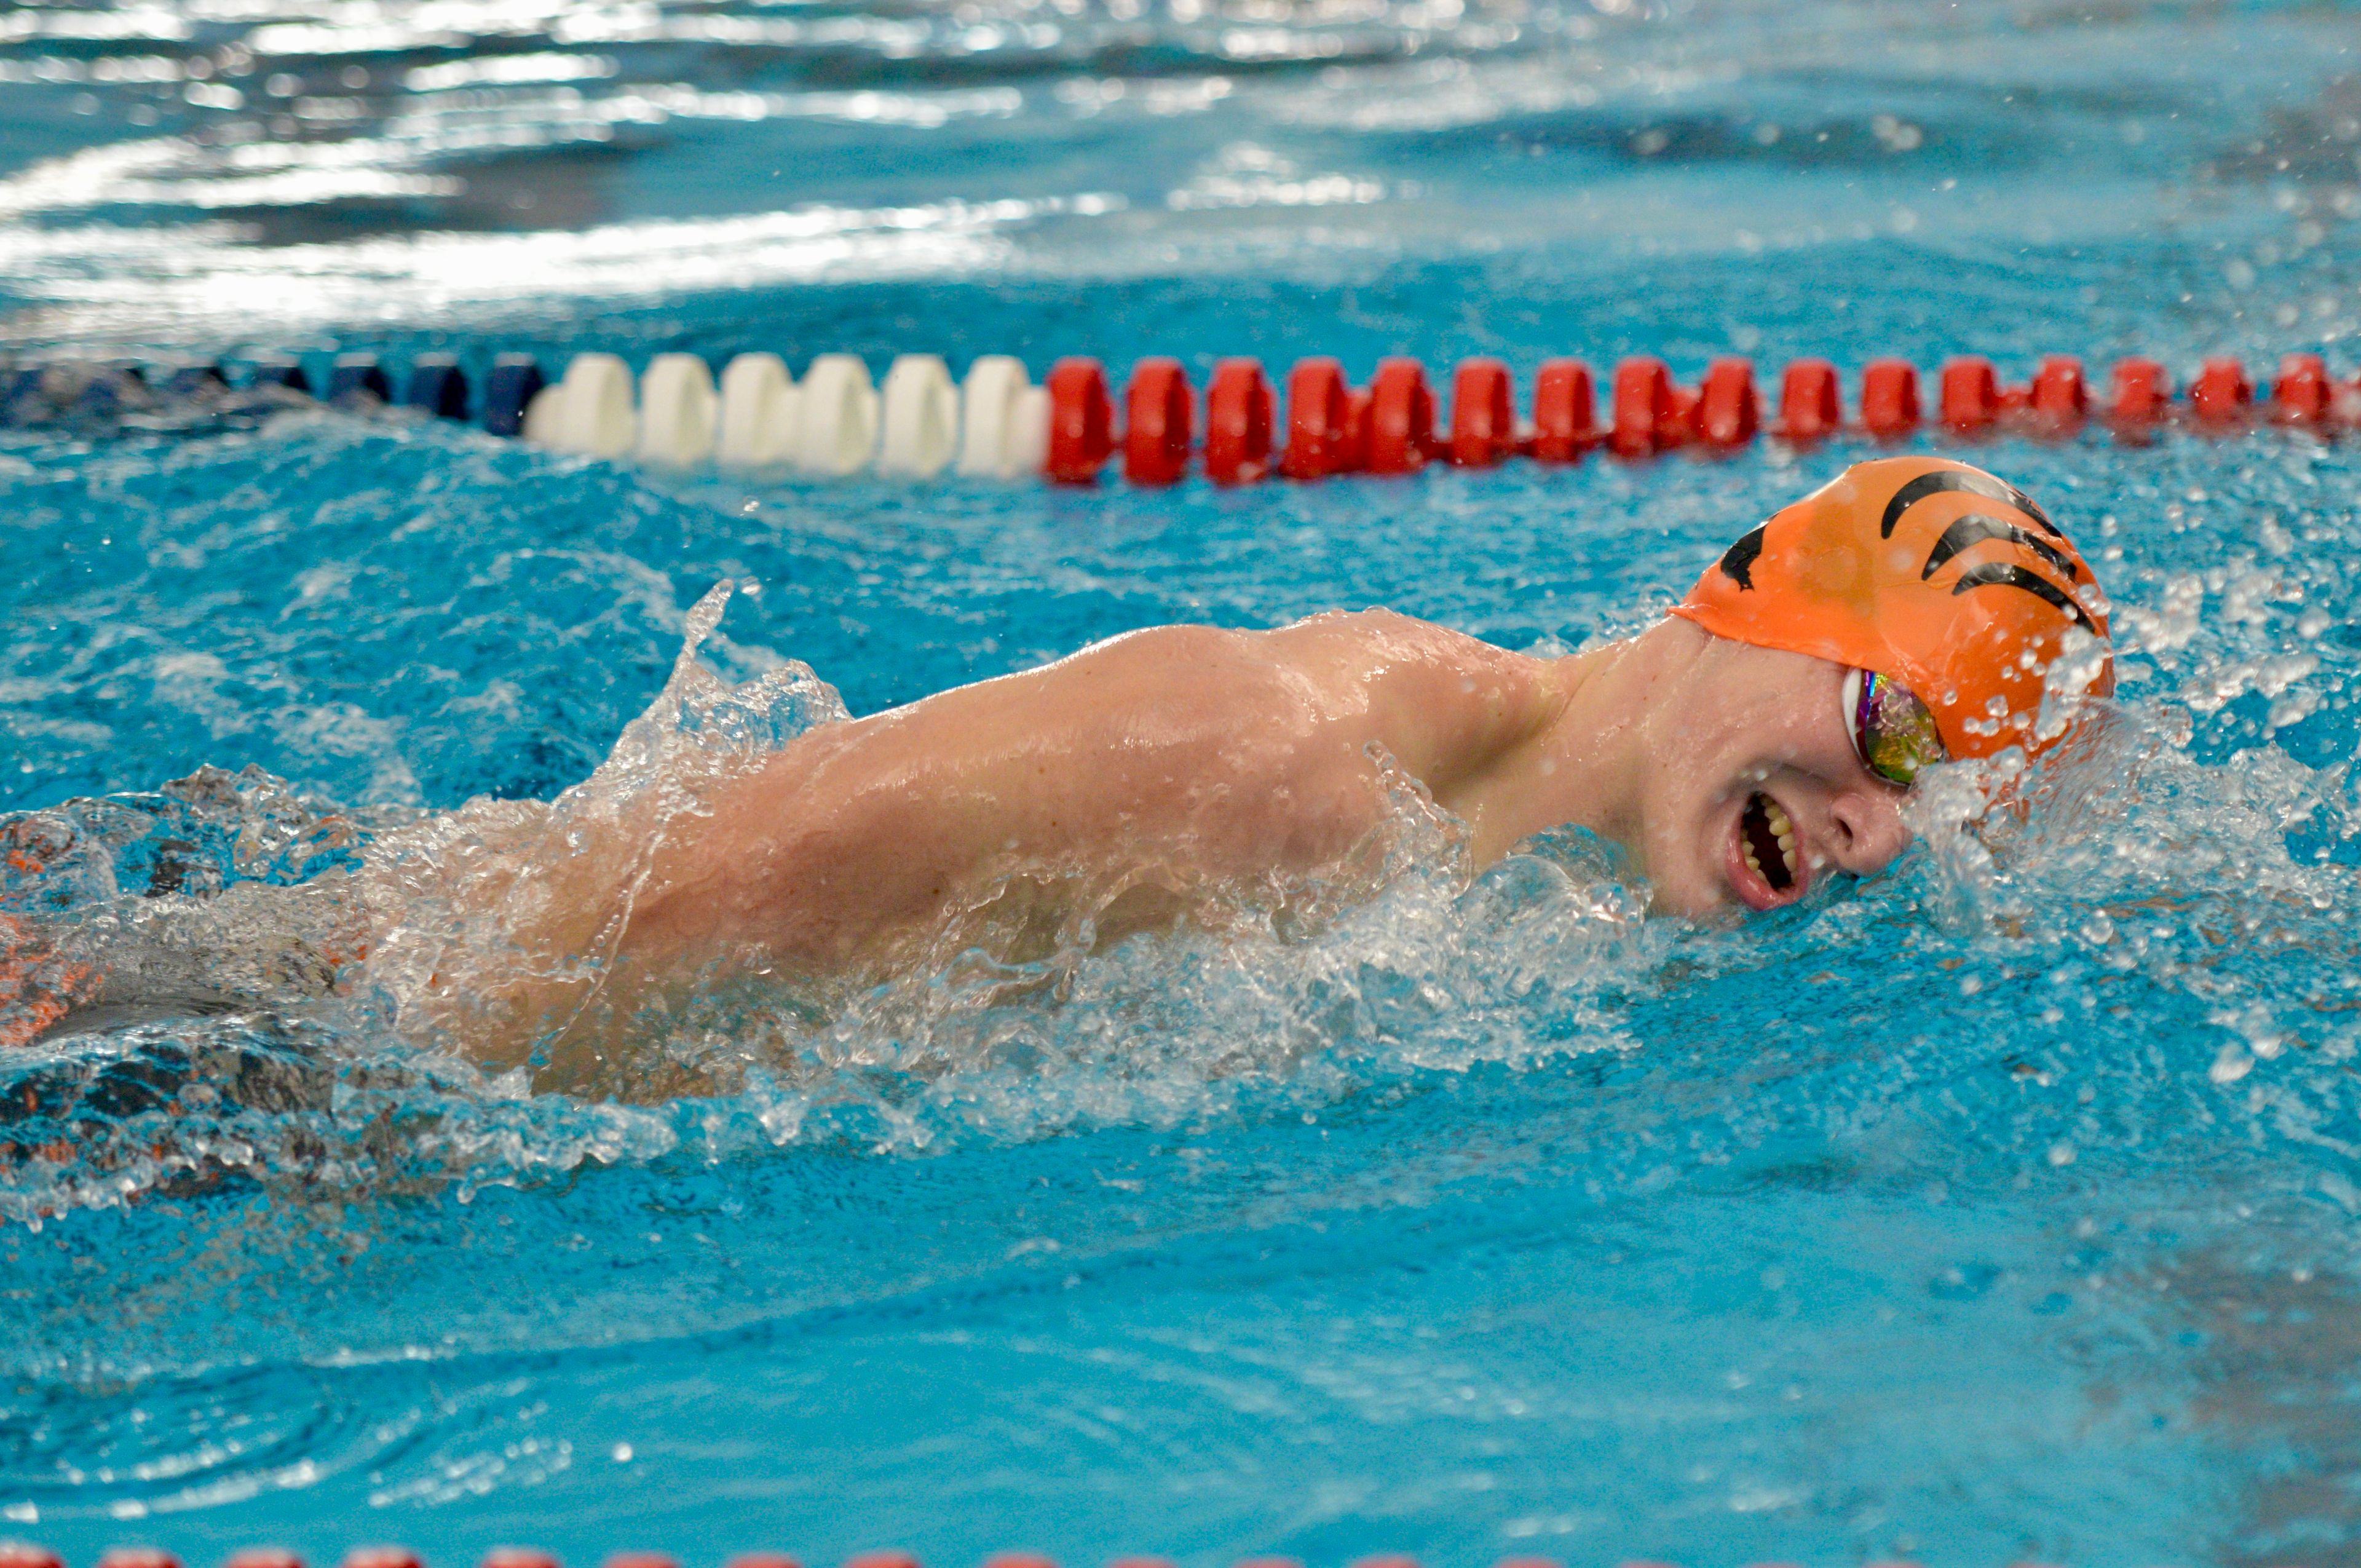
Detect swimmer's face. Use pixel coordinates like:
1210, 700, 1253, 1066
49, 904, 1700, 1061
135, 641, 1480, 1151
1635, 627, 1913, 918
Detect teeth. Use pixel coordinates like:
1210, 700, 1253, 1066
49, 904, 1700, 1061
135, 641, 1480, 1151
1751, 794, 1804, 887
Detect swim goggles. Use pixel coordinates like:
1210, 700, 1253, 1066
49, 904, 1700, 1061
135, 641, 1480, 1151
1842, 668, 1947, 786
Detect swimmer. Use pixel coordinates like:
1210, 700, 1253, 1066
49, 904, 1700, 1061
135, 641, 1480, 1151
6, 456, 2111, 1091
360, 454, 2110, 1087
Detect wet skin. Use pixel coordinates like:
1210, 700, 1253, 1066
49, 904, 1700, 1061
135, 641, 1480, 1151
432, 609, 1913, 1082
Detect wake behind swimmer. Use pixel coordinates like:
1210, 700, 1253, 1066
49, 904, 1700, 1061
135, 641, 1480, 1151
4, 456, 2114, 1098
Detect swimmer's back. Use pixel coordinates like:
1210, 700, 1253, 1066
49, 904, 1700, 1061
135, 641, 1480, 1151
628, 609, 1565, 975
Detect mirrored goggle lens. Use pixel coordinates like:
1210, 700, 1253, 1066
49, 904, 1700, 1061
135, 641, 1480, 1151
1849, 670, 1948, 786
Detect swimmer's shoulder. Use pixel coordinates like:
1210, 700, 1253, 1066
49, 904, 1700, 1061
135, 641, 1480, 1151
1056, 611, 1544, 719
1262, 609, 1563, 757
1067, 609, 1494, 668
1267, 607, 1539, 679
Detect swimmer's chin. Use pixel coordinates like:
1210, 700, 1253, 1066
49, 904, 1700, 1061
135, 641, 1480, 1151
1626, 863, 1740, 925
1642, 846, 1849, 925
1647, 884, 1834, 929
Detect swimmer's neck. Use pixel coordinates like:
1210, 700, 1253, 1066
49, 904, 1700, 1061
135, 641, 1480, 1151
1453, 617, 1696, 865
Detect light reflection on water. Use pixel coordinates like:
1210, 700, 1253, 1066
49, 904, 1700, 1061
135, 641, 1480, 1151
0, 0, 2355, 343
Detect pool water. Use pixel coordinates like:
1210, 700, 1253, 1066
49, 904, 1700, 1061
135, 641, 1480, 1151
6, 0, 2361, 1561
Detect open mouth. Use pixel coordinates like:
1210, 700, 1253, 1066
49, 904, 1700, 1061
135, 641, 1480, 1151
1738, 791, 1802, 895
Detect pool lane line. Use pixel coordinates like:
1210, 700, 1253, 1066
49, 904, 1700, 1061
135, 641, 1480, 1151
1, 346, 2347, 482
1, 1547, 1922, 1568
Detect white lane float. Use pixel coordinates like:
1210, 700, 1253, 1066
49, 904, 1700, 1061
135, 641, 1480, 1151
520, 349, 1077, 481
955, 355, 1050, 478
716, 353, 799, 467
534, 352, 637, 459
637, 352, 719, 465
791, 354, 881, 475
877, 354, 958, 478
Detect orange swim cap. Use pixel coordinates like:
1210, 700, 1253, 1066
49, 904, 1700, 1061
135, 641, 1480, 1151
1669, 456, 2113, 762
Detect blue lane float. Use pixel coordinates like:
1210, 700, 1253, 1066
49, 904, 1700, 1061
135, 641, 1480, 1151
404, 352, 469, 420
481, 351, 545, 438
326, 352, 391, 405
247, 357, 310, 395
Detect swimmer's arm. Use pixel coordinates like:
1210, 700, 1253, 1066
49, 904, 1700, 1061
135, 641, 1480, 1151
610, 610, 1564, 978
622, 622, 1402, 969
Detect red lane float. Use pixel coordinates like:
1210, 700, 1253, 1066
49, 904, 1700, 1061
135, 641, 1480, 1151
1859, 358, 1920, 439
1696, 357, 1758, 449
1204, 357, 1275, 485
1045, 357, 1114, 484
2108, 356, 2172, 428
2028, 354, 2087, 429
1610, 356, 1682, 457
1364, 357, 1436, 474
1449, 357, 1517, 467
2189, 355, 2252, 424
1530, 358, 1599, 462
1940, 355, 2002, 432
1122, 358, 1193, 486
2272, 352, 2332, 426
1281, 357, 1356, 480
1776, 358, 1841, 442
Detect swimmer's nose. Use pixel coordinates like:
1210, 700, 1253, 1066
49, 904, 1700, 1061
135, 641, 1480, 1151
1822, 786, 1912, 876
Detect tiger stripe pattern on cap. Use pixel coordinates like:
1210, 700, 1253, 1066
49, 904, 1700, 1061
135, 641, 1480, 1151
1671, 456, 2113, 766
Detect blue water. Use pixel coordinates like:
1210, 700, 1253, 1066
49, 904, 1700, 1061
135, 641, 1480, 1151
6, 1, 2361, 1562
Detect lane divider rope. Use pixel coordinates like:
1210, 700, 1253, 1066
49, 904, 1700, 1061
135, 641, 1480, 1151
0, 1546, 1908, 1568
3, 347, 2347, 481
